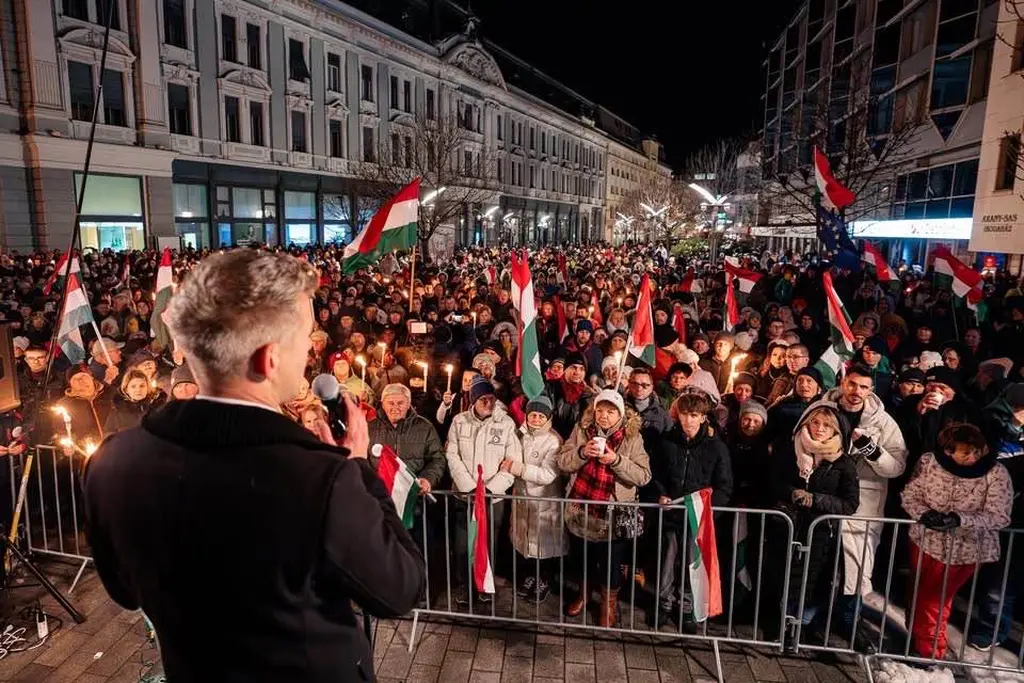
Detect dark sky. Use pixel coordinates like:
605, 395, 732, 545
469, 1, 801, 168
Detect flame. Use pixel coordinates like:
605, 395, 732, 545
355, 355, 366, 367
84, 440, 97, 457
51, 405, 70, 421
726, 353, 748, 393
58, 437, 73, 449
416, 361, 429, 369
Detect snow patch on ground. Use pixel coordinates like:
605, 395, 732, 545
873, 659, 956, 683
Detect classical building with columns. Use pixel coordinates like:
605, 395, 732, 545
0, 0, 634, 252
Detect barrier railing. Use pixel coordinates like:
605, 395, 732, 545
793, 514, 1024, 681
5, 445, 92, 592
407, 490, 797, 683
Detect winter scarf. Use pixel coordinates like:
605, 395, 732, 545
560, 377, 587, 405
568, 417, 626, 511
795, 426, 844, 481
933, 448, 999, 479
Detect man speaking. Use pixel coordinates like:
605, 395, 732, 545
83, 250, 424, 682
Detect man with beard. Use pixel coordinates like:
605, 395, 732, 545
546, 352, 595, 441
563, 319, 603, 383
821, 364, 907, 647
700, 332, 742, 394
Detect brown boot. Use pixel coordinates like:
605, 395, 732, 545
566, 583, 588, 617
598, 587, 618, 627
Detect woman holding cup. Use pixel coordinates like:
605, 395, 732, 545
558, 390, 650, 627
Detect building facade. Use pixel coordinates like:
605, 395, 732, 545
0, 0, 624, 253
969, 0, 1023, 265
757, 0, 1002, 264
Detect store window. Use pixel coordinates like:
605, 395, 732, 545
284, 191, 316, 246
323, 193, 353, 244
172, 183, 209, 249
74, 173, 145, 251
891, 159, 978, 219
215, 186, 276, 246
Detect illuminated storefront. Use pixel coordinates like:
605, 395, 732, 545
73, 173, 146, 251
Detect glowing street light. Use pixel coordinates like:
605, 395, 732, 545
421, 186, 447, 206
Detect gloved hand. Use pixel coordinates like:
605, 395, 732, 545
920, 510, 961, 531
850, 431, 880, 461
791, 489, 814, 508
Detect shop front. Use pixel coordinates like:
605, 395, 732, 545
848, 217, 972, 266
74, 173, 146, 251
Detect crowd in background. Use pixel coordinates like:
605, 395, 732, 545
3, 241, 1024, 664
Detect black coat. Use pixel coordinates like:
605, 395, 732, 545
545, 380, 595, 441
83, 399, 424, 683
650, 423, 733, 527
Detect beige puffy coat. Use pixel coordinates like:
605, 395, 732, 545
509, 423, 566, 559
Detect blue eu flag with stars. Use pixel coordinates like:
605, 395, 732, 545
817, 205, 860, 270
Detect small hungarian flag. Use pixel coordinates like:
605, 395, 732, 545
680, 271, 703, 293
628, 273, 656, 366
42, 253, 81, 295
684, 488, 722, 622
483, 265, 498, 286
672, 307, 687, 346
554, 295, 570, 343
470, 465, 495, 594
343, 178, 420, 273
812, 271, 856, 388
589, 292, 604, 326
861, 242, 898, 285
557, 253, 568, 285
374, 444, 419, 529
724, 261, 762, 294
151, 248, 174, 349
813, 146, 856, 212
932, 246, 983, 310
511, 251, 544, 400
56, 273, 94, 364
724, 278, 740, 332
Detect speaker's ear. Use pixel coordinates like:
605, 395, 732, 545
0, 324, 20, 413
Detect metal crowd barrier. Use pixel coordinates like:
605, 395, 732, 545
407, 490, 797, 683
5, 445, 92, 592
792, 515, 1023, 681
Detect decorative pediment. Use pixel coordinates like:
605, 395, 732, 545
162, 62, 200, 84
390, 111, 416, 126
285, 93, 312, 111
442, 41, 506, 91
326, 98, 349, 117
220, 68, 271, 91
59, 27, 135, 64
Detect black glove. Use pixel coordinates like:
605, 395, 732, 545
920, 510, 961, 531
851, 433, 880, 461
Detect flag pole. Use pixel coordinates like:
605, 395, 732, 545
407, 243, 416, 317
88, 320, 115, 368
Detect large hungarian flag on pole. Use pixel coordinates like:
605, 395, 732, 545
151, 248, 174, 349
470, 465, 495, 594
343, 178, 420, 273
42, 253, 81, 295
813, 146, 856, 212
56, 273, 95, 364
933, 246, 983, 310
861, 242, 898, 286
684, 488, 722, 622
627, 273, 656, 367
679, 271, 703, 293
812, 271, 856, 388
510, 251, 544, 400
374, 444, 419, 529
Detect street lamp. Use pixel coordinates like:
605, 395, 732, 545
641, 203, 669, 242
687, 183, 730, 264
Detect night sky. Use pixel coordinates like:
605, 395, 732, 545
469, 0, 802, 167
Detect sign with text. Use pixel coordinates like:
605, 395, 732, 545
849, 218, 972, 240
970, 192, 1024, 253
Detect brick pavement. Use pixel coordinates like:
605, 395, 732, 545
0, 559, 871, 683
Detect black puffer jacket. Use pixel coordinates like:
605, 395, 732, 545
545, 380, 595, 441
367, 412, 446, 488
650, 422, 733, 528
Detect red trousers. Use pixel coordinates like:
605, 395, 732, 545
906, 542, 975, 659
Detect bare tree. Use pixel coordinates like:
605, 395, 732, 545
615, 180, 699, 242
759, 53, 922, 224
355, 112, 497, 251
680, 138, 747, 200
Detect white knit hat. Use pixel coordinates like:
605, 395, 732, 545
594, 389, 625, 417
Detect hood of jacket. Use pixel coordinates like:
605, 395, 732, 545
578, 403, 642, 439
794, 398, 853, 453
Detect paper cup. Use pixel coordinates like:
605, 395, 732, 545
927, 391, 945, 407
591, 436, 607, 454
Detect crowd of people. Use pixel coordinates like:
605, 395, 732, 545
4, 241, 1024, 666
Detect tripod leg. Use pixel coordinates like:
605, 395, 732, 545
1, 536, 84, 623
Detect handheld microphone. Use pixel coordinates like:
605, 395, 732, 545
310, 373, 349, 436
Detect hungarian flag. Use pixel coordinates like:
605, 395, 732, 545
861, 242, 898, 285
554, 295, 570, 342
56, 273, 94, 364
812, 271, 856, 388
510, 251, 544, 400
374, 444, 419, 529
933, 246, 983, 310
684, 488, 722, 622
724, 278, 740, 332
679, 271, 702, 293
470, 465, 495, 594
151, 248, 174, 349
672, 307, 687, 346
813, 146, 856, 212
628, 273, 656, 366
724, 261, 762, 294
117, 254, 131, 291
589, 292, 604, 326
556, 253, 568, 285
42, 253, 81, 295
483, 265, 498, 286
343, 178, 420, 273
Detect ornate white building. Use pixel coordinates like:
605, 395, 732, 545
0, 0, 639, 252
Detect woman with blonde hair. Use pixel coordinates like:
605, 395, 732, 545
104, 369, 161, 435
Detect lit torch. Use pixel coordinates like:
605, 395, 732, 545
725, 353, 748, 394
416, 360, 429, 389
51, 405, 72, 441
355, 355, 367, 384
445, 363, 454, 394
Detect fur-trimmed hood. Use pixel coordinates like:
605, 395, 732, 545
577, 403, 642, 439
